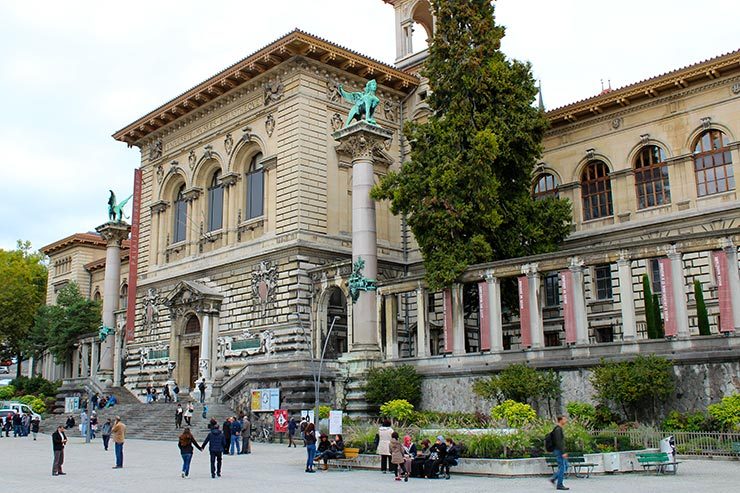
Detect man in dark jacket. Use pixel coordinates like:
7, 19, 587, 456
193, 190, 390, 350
549, 415, 569, 490
51, 425, 68, 476
287, 417, 298, 448
222, 418, 232, 454
202, 424, 226, 479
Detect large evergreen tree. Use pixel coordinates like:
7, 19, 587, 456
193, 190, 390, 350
372, 0, 572, 290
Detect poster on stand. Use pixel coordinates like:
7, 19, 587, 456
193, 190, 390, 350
274, 409, 288, 433
250, 388, 280, 412
329, 410, 343, 435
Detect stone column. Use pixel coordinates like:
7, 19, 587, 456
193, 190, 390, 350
618, 255, 637, 341
72, 346, 80, 379
523, 264, 544, 349
200, 313, 212, 381
90, 341, 99, 379
81, 342, 90, 377
485, 271, 504, 352
569, 258, 590, 345
723, 239, 740, 331
384, 295, 399, 359
668, 247, 690, 339
415, 286, 430, 357
95, 221, 131, 382
452, 283, 466, 355
333, 122, 393, 356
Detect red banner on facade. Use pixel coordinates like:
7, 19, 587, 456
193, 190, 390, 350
712, 251, 735, 333
478, 281, 490, 351
560, 270, 577, 344
443, 289, 453, 353
658, 258, 676, 337
125, 168, 142, 342
274, 409, 288, 433
518, 276, 531, 348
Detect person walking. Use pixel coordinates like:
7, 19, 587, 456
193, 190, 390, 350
198, 378, 206, 404
287, 416, 298, 448
163, 383, 171, 403
241, 414, 251, 454
90, 411, 98, 439
175, 404, 184, 429
376, 419, 394, 474
178, 427, 202, 478
31, 415, 40, 440
230, 416, 242, 455
549, 415, 570, 491
51, 425, 68, 476
101, 418, 112, 451
201, 423, 226, 479
173, 382, 180, 403
145, 385, 152, 404
111, 416, 126, 469
184, 403, 194, 426
304, 421, 317, 473
390, 432, 409, 481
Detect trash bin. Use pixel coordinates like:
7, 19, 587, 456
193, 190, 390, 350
660, 436, 676, 473
603, 452, 620, 472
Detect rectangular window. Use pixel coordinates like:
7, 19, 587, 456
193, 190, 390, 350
596, 326, 614, 343
427, 292, 435, 312
208, 186, 223, 231
246, 170, 264, 219
594, 265, 613, 300
544, 331, 561, 347
649, 259, 662, 293
174, 200, 187, 243
544, 273, 560, 307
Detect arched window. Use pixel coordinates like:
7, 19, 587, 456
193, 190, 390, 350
120, 283, 128, 310
173, 184, 187, 243
246, 152, 264, 220
634, 145, 671, 209
694, 129, 734, 197
533, 173, 559, 199
581, 160, 613, 221
184, 315, 200, 334
93, 290, 101, 303
207, 170, 223, 231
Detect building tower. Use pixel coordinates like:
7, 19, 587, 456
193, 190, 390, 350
383, 0, 435, 68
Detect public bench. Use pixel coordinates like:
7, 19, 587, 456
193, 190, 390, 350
636, 452, 680, 475
327, 447, 360, 471
544, 453, 596, 478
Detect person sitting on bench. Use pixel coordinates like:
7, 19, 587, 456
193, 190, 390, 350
441, 438, 460, 479
318, 434, 345, 469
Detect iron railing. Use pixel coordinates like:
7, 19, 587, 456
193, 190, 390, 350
590, 429, 740, 457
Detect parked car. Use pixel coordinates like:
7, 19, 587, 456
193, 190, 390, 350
0, 366, 9, 374
0, 402, 41, 422
0, 359, 12, 367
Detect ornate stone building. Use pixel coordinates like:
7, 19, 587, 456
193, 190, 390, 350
41, 0, 740, 416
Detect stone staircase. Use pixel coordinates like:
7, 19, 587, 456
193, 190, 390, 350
43, 391, 235, 441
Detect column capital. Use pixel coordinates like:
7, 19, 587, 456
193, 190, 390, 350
568, 256, 585, 272
521, 263, 539, 277
96, 221, 131, 246
617, 250, 632, 267
333, 121, 393, 162
484, 269, 500, 283
721, 237, 736, 252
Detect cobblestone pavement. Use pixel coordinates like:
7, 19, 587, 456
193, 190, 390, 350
1, 434, 738, 493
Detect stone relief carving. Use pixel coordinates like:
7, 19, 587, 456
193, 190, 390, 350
611, 117, 622, 130
203, 144, 214, 160
149, 139, 163, 161
224, 133, 234, 155
251, 260, 279, 317
383, 100, 396, 122
265, 114, 275, 137
335, 133, 390, 161
326, 79, 342, 102
259, 330, 276, 356
241, 126, 253, 144
143, 288, 163, 333
263, 79, 284, 105
138, 344, 170, 371
156, 164, 164, 183
330, 113, 343, 132
732, 82, 740, 95
188, 149, 197, 169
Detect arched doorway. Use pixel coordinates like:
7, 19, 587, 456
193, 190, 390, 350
324, 288, 348, 360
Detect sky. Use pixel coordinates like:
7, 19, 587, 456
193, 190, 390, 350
0, 0, 738, 252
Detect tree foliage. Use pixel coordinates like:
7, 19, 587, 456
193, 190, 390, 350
33, 282, 101, 363
590, 355, 675, 423
365, 365, 422, 407
707, 394, 740, 431
379, 399, 415, 423
472, 363, 561, 405
0, 242, 47, 367
372, 0, 571, 290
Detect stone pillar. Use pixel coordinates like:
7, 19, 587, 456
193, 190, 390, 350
333, 122, 393, 356
569, 258, 590, 345
200, 313, 212, 381
384, 295, 399, 359
90, 341, 99, 379
81, 342, 90, 377
485, 271, 504, 352
723, 239, 740, 330
415, 287, 430, 357
618, 255, 637, 341
523, 264, 544, 349
72, 346, 80, 379
452, 283, 466, 355
95, 221, 131, 381
668, 247, 690, 339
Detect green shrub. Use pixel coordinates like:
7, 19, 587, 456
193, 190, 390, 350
463, 433, 505, 458
411, 410, 490, 428
566, 401, 597, 429
380, 399, 415, 423
365, 365, 422, 407
9, 376, 60, 397
318, 405, 331, 420
473, 363, 561, 405
491, 400, 537, 428
676, 437, 726, 455
343, 422, 379, 453
661, 410, 708, 432
563, 422, 595, 452
0, 385, 16, 400
18, 394, 46, 414
708, 394, 740, 431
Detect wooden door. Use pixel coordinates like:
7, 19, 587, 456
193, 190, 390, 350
189, 347, 199, 389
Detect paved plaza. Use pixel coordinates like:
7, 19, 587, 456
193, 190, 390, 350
1, 434, 739, 492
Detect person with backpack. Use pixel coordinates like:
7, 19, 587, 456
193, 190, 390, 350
173, 382, 180, 403
198, 378, 207, 403
546, 415, 569, 491
101, 418, 112, 451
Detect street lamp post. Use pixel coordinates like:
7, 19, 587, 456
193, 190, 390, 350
314, 315, 340, 429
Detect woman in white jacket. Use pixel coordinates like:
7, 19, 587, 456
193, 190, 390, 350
375, 419, 394, 474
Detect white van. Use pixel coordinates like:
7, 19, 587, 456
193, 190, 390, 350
0, 401, 42, 422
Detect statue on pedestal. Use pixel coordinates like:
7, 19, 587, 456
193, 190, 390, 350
348, 257, 377, 303
339, 79, 380, 127
107, 190, 133, 222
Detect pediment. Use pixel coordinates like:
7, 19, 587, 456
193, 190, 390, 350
163, 280, 223, 313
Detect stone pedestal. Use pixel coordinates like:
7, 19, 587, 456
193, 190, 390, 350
95, 221, 131, 382
333, 122, 393, 356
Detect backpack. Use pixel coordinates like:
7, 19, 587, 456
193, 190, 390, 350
544, 430, 554, 452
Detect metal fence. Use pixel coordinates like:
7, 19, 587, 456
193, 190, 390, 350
590, 429, 740, 457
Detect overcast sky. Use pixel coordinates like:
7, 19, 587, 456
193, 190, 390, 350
1, 0, 738, 252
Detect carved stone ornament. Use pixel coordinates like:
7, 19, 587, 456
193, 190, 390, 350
251, 260, 279, 317
383, 100, 396, 122
156, 164, 164, 183
331, 113, 343, 132
265, 114, 275, 137
143, 287, 163, 334
241, 126, 253, 144
732, 82, 740, 95
337, 133, 389, 161
188, 149, 197, 169
203, 144, 214, 160
224, 133, 234, 155
611, 117, 622, 129
701, 116, 712, 130
326, 79, 341, 102
149, 139, 163, 161
263, 79, 284, 105
640, 133, 650, 145
259, 330, 276, 356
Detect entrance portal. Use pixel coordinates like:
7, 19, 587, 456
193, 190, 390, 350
188, 346, 200, 390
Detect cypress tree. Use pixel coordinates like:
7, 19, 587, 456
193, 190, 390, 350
643, 274, 657, 339
372, 0, 572, 290
694, 279, 711, 336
